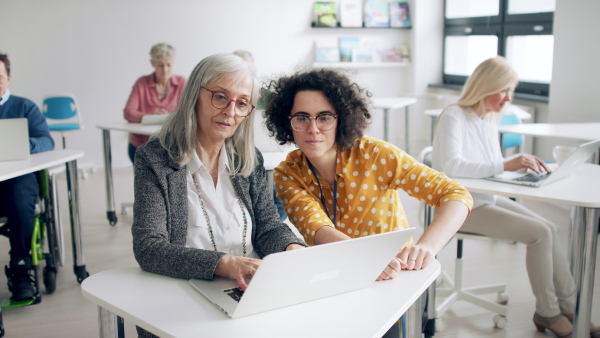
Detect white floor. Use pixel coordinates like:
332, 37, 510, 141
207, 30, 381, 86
0, 167, 598, 338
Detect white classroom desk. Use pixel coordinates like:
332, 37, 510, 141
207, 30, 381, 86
426, 164, 600, 338
82, 261, 440, 338
96, 122, 288, 225
372, 97, 417, 154
96, 123, 159, 225
0, 149, 89, 283
497, 122, 600, 143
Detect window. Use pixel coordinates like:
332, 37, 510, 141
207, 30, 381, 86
443, 0, 555, 96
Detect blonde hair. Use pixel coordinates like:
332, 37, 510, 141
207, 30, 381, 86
157, 53, 258, 177
435, 56, 518, 135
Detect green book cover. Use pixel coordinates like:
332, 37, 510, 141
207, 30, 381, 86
315, 2, 338, 27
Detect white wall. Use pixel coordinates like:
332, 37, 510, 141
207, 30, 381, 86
1, 0, 412, 168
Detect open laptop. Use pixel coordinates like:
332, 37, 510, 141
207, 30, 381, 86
486, 139, 600, 187
189, 228, 416, 318
0, 118, 30, 161
140, 114, 168, 125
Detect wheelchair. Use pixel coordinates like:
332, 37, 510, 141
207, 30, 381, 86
0, 169, 63, 337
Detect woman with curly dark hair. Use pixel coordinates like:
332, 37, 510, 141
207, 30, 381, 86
264, 68, 472, 280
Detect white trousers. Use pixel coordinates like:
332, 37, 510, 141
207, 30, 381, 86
461, 196, 576, 317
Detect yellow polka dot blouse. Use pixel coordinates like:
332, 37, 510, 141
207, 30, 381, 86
274, 137, 473, 246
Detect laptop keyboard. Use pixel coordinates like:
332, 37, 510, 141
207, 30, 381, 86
223, 287, 245, 302
514, 172, 551, 183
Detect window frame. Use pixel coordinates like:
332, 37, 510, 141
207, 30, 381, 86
442, 0, 554, 97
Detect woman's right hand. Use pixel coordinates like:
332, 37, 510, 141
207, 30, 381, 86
504, 154, 550, 174
214, 255, 261, 290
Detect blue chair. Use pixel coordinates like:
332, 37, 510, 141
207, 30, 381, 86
42, 94, 83, 149
42, 94, 94, 179
499, 113, 524, 155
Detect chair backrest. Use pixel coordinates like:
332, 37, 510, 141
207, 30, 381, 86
41, 94, 83, 132
499, 113, 523, 150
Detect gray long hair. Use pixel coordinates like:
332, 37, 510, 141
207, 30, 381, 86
157, 53, 258, 177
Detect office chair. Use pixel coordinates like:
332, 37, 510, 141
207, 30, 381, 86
499, 113, 524, 156
417, 147, 509, 331
41, 94, 94, 179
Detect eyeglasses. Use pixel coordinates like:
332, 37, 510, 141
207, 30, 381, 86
288, 113, 338, 132
201, 87, 255, 117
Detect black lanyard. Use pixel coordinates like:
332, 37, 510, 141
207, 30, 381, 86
306, 159, 337, 225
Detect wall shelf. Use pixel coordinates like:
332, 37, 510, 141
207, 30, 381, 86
311, 22, 411, 29
313, 62, 410, 69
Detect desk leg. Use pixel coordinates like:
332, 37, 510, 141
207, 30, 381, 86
404, 106, 410, 155
570, 207, 599, 338
404, 293, 423, 338
98, 306, 124, 338
66, 160, 89, 283
384, 108, 390, 143
423, 205, 437, 337
101, 130, 118, 226
430, 116, 437, 145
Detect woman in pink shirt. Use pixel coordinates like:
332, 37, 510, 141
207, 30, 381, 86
123, 43, 186, 163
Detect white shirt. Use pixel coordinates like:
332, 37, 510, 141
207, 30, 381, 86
185, 145, 255, 257
431, 105, 505, 209
0, 89, 10, 106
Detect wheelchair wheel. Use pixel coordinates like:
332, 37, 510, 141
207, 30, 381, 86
43, 267, 57, 294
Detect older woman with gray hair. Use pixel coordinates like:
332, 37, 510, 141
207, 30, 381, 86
132, 54, 306, 336
123, 42, 187, 163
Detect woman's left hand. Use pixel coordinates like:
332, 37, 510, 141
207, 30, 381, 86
397, 244, 436, 270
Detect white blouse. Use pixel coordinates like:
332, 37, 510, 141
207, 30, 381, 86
431, 105, 505, 209
185, 145, 256, 257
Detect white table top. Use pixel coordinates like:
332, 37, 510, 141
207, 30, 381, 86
0, 149, 84, 182
96, 122, 161, 136
425, 104, 532, 121
455, 163, 600, 208
498, 122, 600, 142
82, 262, 440, 338
372, 97, 417, 109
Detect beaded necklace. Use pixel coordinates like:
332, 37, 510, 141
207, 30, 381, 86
191, 172, 248, 256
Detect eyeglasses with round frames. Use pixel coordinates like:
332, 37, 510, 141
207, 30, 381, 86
288, 113, 338, 132
201, 86, 255, 117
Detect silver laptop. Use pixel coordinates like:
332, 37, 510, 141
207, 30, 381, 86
189, 228, 416, 318
486, 139, 600, 187
0, 118, 30, 161
140, 114, 168, 125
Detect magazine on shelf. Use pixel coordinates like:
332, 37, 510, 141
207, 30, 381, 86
364, 0, 390, 28
339, 37, 361, 62
339, 0, 363, 27
390, 2, 411, 28
314, 2, 338, 27
315, 38, 341, 62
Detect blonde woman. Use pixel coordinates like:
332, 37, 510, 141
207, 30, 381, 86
432, 56, 599, 338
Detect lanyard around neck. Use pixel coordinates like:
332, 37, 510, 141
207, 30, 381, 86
306, 159, 337, 225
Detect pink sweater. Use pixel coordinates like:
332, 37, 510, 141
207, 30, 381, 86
123, 73, 186, 147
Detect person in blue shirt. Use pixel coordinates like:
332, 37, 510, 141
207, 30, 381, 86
0, 53, 54, 301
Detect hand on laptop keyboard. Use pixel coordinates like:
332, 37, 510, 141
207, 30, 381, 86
504, 154, 551, 174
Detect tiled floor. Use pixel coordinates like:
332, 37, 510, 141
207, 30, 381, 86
0, 168, 598, 337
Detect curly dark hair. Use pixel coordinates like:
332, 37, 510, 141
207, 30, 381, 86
263, 68, 371, 150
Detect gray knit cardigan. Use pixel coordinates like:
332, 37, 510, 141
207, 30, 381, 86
131, 138, 306, 281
